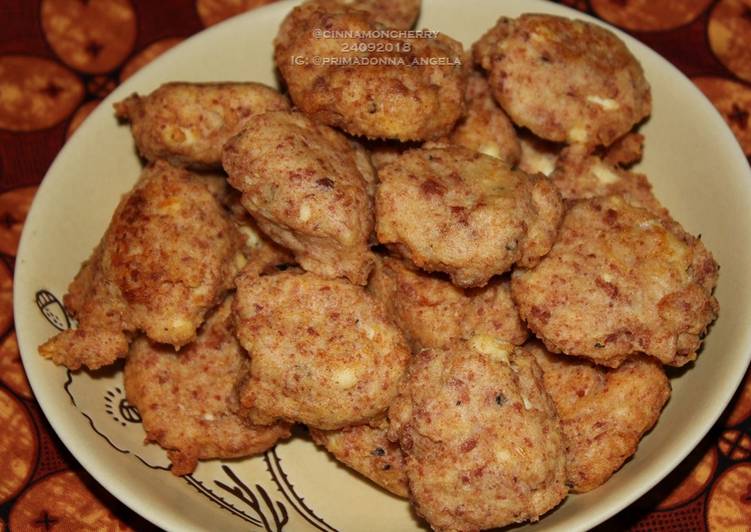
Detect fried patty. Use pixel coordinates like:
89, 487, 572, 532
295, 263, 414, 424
234, 269, 410, 430
526, 340, 670, 492
319, 0, 421, 29
473, 14, 651, 147
439, 71, 521, 165
512, 195, 719, 367
551, 144, 666, 215
368, 256, 527, 350
388, 337, 567, 530
274, 0, 466, 141
310, 422, 408, 497
39, 161, 244, 370
114, 82, 289, 168
517, 130, 563, 177
124, 298, 291, 476
376, 146, 563, 287
222, 111, 375, 285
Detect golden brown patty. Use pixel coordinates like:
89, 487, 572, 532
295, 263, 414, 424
368, 256, 527, 350
274, 0, 466, 141
517, 130, 642, 177
114, 82, 289, 169
388, 337, 567, 530
234, 269, 410, 430
551, 144, 666, 215
222, 111, 375, 285
310, 422, 408, 497
692, 76, 751, 157
473, 14, 651, 147
124, 298, 291, 476
320, 0, 421, 29
38, 161, 244, 370
512, 195, 719, 367
603, 132, 645, 167
526, 340, 670, 493
375, 146, 563, 287
517, 130, 563, 177
439, 71, 521, 165
208, 178, 297, 275
364, 140, 417, 171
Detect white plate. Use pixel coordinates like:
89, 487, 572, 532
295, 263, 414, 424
15, 0, 751, 530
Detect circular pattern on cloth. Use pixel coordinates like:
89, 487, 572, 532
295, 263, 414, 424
9, 471, 133, 531
66, 100, 101, 140
693, 76, 751, 156
86, 75, 117, 100
657, 446, 718, 509
709, 0, 751, 83
719, 429, 751, 460
0, 186, 37, 257
196, 0, 277, 27
591, 0, 713, 31
0, 387, 38, 504
558, 0, 589, 11
726, 370, 751, 427
41, 0, 137, 74
0, 262, 12, 339
0, 332, 32, 399
0, 56, 84, 132
707, 463, 751, 530
120, 38, 184, 81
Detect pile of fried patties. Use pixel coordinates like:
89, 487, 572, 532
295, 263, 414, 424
39, 1, 720, 530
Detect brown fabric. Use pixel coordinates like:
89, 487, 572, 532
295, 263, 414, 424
0, 0, 749, 530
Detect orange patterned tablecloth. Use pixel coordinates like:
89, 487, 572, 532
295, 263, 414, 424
0, 0, 750, 530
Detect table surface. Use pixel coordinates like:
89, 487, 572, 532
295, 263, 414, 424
1, 0, 750, 530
